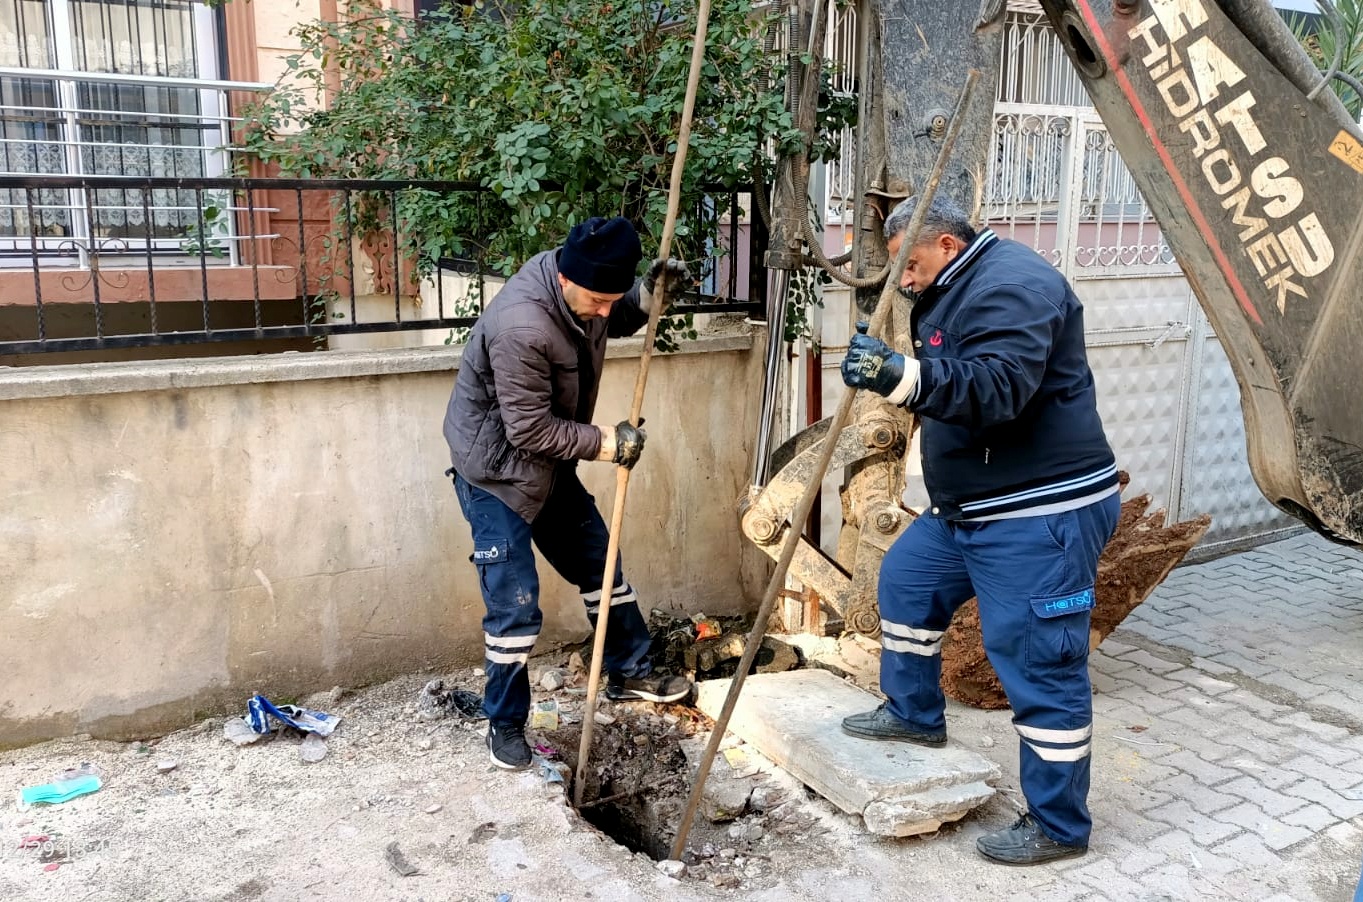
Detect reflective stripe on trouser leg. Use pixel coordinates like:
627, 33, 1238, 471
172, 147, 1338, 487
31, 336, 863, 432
959, 493, 1121, 848
530, 468, 652, 680
581, 579, 651, 679
876, 514, 976, 732
453, 472, 542, 726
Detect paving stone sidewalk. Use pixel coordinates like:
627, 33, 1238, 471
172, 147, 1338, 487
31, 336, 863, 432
1026, 531, 1363, 902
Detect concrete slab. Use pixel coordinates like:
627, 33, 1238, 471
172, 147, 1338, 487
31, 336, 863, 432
696, 669, 1001, 837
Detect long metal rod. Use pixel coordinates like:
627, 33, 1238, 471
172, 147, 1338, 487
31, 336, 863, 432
669, 70, 980, 860
573, 0, 717, 808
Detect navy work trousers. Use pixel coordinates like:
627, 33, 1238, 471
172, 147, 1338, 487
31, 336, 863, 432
453, 467, 652, 726
876, 494, 1120, 847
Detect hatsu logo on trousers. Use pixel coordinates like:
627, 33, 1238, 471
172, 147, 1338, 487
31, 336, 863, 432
473, 544, 503, 561
929, 329, 943, 347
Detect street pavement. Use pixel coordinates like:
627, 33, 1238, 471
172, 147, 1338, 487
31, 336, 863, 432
1025, 530, 1363, 901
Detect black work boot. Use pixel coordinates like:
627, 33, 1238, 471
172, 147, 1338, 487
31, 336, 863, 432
605, 671, 692, 703
976, 813, 1087, 865
485, 721, 532, 771
841, 703, 947, 746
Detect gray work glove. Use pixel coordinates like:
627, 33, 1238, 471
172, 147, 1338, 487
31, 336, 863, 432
639, 258, 692, 316
596, 419, 648, 468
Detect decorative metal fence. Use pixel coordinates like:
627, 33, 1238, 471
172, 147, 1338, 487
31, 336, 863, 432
0, 174, 767, 355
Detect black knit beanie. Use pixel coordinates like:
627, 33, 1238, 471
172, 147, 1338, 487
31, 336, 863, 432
558, 216, 643, 294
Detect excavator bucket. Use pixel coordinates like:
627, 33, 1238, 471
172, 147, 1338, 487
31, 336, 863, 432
1034, 0, 1363, 545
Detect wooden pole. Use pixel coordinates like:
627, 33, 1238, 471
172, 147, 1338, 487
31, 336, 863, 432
573, 0, 718, 808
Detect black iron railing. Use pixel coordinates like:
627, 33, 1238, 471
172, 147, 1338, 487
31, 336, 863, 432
0, 174, 768, 355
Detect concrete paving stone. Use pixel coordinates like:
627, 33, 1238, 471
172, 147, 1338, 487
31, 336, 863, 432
1126, 624, 1178, 644
1313, 691, 1363, 724
1123, 787, 1176, 813
1016, 881, 1099, 902
1281, 802, 1339, 833
1145, 800, 1242, 846
1144, 864, 1223, 901
1067, 858, 1152, 900
1220, 760, 1304, 791
1211, 802, 1314, 850
1190, 657, 1238, 677
1122, 667, 1186, 696
1217, 687, 1293, 719
1283, 778, 1363, 820
1153, 773, 1241, 813
1115, 848, 1173, 877
1217, 775, 1310, 818
1207, 652, 1276, 679
1096, 638, 1139, 657
1208, 832, 1285, 869
1148, 829, 1238, 875
1157, 635, 1222, 659
1256, 670, 1331, 700
1311, 671, 1363, 694
1280, 711, 1355, 743
1283, 734, 1359, 768
1094, 810, 1171, 844
1131, 609, 1182, 632
1282, 753, 1363, 791
1089, 670, 1125, 696
1090, 654, 1138, 676
1111, 753, 1182, 785
1123, 651, 1188, 678
1117, 687, 1187, 716
1154, 749, 1241, 786
1162, 668, 1237, 695
1166, 731, 1241, 765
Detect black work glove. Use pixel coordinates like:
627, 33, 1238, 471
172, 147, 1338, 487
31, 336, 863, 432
840, 322, 920, 405
597, 418, 648, 469
640, 258, 692, 315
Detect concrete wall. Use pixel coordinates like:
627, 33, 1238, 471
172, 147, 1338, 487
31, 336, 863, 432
0, 330, 768, 748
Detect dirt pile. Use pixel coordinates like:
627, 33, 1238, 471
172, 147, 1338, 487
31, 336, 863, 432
939, 474, 1212, 709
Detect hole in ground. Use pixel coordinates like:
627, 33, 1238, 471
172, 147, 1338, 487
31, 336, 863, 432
546, 707, 695, 861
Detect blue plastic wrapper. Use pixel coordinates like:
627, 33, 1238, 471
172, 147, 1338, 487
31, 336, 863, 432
245, 694, 341, 737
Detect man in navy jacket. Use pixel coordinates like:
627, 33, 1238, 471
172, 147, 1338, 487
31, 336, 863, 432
839, 195, 1120, 865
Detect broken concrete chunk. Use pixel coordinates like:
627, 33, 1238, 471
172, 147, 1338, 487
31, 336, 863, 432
299, 733, 327, 763
540, 669, 566, 691
696, 670, 1000, 837
655, 859, 687, 878
679, 738, 758, 823
222, 718, 263, 746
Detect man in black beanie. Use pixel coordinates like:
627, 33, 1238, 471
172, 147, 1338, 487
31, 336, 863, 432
443, 216, 692, 770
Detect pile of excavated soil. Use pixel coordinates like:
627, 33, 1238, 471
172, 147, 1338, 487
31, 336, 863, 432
940, 476, 1212, 709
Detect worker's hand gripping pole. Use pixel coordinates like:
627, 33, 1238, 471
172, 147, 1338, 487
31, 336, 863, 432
669, 70, 981, 860
573, 0, 717, 809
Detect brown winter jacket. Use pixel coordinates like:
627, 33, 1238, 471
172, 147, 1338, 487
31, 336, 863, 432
443, 249, 649, 522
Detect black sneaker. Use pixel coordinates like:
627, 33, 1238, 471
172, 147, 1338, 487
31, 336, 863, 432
976, 813, 1087, 865
605, 672, 692, 703
485, 721, 532, 771
841, 703, 947, 746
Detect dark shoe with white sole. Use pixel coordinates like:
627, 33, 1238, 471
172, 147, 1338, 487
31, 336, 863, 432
841, 703, 947, 746
486, 721, 532, 771
605, 671, 692, 703
976, 814, 1088, 865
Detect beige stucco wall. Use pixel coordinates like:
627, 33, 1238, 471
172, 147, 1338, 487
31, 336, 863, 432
0, 331, 768, 748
